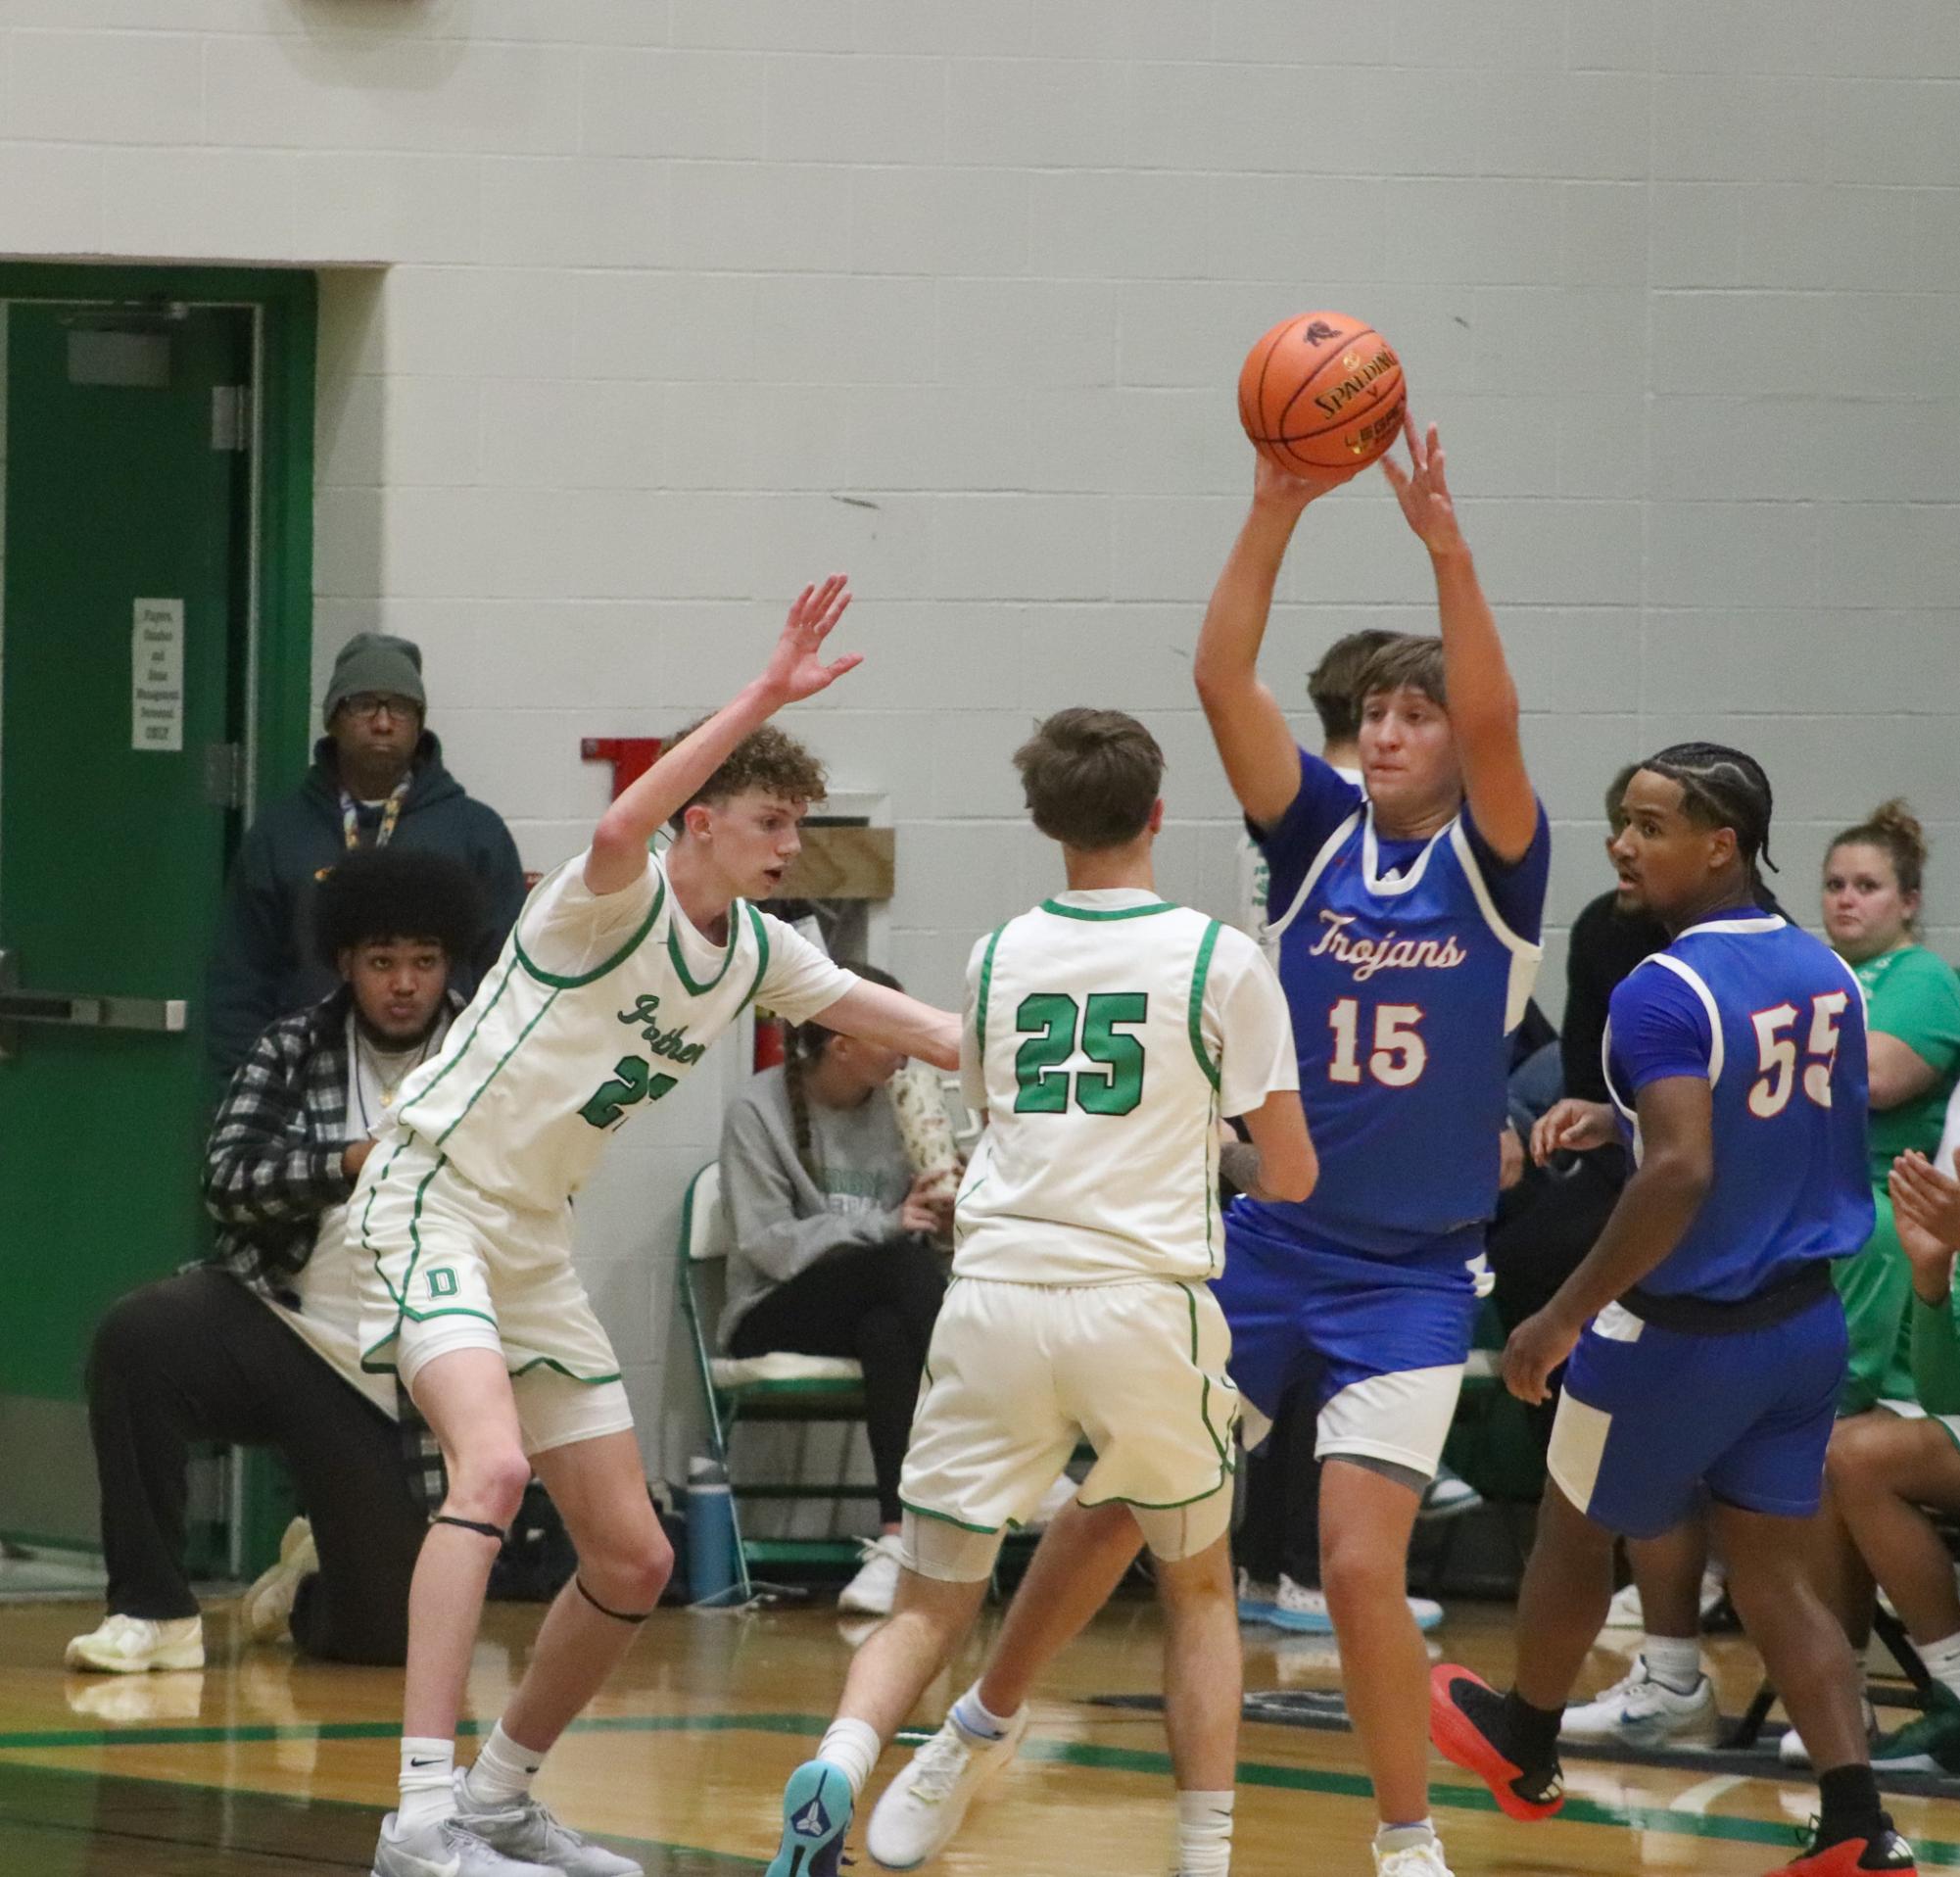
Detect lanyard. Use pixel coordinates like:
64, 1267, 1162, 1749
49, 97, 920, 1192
340, 770, 411, 851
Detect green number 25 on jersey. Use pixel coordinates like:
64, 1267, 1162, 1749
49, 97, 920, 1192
1013, 991, 1147, 1116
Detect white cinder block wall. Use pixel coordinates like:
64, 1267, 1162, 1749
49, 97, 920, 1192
6, 0, 1956, 1488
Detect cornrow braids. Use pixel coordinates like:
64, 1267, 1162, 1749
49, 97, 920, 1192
1641, 742, 1778, 880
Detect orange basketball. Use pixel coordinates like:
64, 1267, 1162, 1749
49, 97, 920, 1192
1237, 311, 1405, 476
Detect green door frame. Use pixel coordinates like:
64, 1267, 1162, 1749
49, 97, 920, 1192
0, 263, 316, 813
0, 265, 315, 1567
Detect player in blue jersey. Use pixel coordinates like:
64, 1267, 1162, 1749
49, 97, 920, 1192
1432, 746, 1917, 1877
855, 417, 1548, 1877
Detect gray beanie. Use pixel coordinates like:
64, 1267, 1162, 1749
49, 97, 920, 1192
323, 632, 426, 726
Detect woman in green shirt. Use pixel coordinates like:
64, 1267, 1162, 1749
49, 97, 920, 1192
1823, 800, 1960, 1413
1780, 807, 1960, 1768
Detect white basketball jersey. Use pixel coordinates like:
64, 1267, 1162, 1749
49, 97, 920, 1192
954, 890, 1297, 1285
391, 851, 847, 1212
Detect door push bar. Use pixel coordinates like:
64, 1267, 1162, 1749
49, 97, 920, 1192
0, 948, 187, 1062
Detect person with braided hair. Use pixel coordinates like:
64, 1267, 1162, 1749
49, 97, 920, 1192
718, 963, 954, 1617
1433, 744, 1918, 1877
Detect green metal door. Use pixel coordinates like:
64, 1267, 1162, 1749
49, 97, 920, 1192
0, 303, 254, 1547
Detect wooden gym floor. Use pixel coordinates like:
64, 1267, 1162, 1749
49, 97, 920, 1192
6, 1590, 1960, 1875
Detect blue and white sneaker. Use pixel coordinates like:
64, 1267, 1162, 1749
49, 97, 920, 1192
766, 1759, 852, 1877
1236, 1568, 1281, 1625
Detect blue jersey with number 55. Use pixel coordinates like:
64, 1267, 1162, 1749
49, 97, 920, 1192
1604, 915, 1874, 1302
1240, 752, 1549, 1259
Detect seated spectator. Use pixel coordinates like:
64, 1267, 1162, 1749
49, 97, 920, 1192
66, 851, 483, 1674
1814, 1114, 1960, 1774
718, 966, 952, 1618
1823, 802, 1960, 1415
205, 630, 526, 1079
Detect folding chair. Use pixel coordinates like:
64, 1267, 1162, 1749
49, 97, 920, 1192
674, 1162, 878, 1600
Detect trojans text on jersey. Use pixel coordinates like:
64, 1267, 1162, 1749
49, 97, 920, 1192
1307, 909, 1468, 984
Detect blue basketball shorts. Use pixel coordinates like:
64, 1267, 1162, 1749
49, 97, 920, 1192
1549, 1289, 1848, 1539
1212, 1207, 1483, 1480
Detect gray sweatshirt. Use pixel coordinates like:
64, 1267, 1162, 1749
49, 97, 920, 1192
716, 1064, 915, 1349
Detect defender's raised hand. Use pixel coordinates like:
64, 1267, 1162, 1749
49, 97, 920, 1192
1380, 413, 1464, 556
761, 573, 860, 703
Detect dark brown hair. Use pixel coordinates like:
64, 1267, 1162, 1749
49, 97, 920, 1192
1356, 635, 1447, 712
664, 718, 829, 833
1013, 707, 1164, 851
783, 962, 904, 1182
1604, 760, 1643, 835
1308, 629, 1405, 744
1829, 798, 1928, 906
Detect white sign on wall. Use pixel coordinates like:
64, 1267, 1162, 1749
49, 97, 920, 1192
132, 599, 184, 752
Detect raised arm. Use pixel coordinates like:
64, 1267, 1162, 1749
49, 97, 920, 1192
1193, 455, 1351, 829
1381, 417, 1537, 863
814, 977, 961, 1075
585, 576, 859, 895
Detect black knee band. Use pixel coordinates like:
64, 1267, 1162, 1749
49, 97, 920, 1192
432, 1514, 507, 1544
575, 1573, 654, 1624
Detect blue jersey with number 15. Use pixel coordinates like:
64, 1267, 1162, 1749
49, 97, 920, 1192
1605, 914, 1874, 1302
1239, 753, 1549, 1260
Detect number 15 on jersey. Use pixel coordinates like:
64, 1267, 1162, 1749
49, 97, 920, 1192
1327, 998, 1426, 1088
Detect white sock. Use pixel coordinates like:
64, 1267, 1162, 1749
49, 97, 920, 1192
1175, 1788, 1235, 1876
1920, 1629, 1960, 1700
1374, 1818, 1435, 1856
817, 1716, 881, 1800
1643, 1633, 1702, 1695
396, 1737, 456, 1834
950, 1681, 1018, 1742
463, 1720, 546, 1808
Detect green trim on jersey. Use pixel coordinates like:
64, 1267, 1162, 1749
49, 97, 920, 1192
433, 988, 562, 1148
739, 901, 771, 1012
395, 956, 521, 1131
974, 925, 1008, 1063
1186, 919, 1223, 1092
1039, 897, 1178, 922
358, 1140, 451, 1372
666, 897, 745, 996
512, 861, 666, 990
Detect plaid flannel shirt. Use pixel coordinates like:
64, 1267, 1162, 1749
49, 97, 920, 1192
203, 987, 458, 1509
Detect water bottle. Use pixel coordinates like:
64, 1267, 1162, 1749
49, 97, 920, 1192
686, 1455, 740, 1606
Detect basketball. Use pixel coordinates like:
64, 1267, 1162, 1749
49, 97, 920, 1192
1237, 311, 1406, 476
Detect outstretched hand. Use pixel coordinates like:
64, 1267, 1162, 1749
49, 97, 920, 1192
1380, 413, 1465, 555
1250, 447, 1358, 514
760, 573, 860, 704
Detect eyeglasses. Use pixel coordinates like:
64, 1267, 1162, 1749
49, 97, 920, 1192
340, 694, 420, 722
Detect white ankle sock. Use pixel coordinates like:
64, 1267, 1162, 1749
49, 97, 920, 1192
1643, 1633, 1702, 1695
817, 1717, 881, 1800
1374, 1818, 1435, 1856
950, 1681, 1018, 1741
1920, 1629, 1960, 1700
396, 1737, 456, 1834
463, 1720, 546, 1807
1175, 1788, 1235, 1876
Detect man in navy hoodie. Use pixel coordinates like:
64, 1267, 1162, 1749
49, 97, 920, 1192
206, 631, 525, 1079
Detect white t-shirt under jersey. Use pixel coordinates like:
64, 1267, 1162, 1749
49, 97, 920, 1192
954, 887, 1297, 1285
385, 847, 854, 1212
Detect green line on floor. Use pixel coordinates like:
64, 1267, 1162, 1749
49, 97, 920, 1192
3, 1708, 1955, 1867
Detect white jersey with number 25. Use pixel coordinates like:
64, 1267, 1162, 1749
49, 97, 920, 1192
954, 888, 1297, 1286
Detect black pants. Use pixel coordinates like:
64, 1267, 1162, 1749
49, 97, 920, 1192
1234, 1384, 1321, 1586
86, 1268, 426, 1665
728, 1237, 945, 1527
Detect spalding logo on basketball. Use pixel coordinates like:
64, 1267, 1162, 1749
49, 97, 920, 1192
1238, 310, 1406, 477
